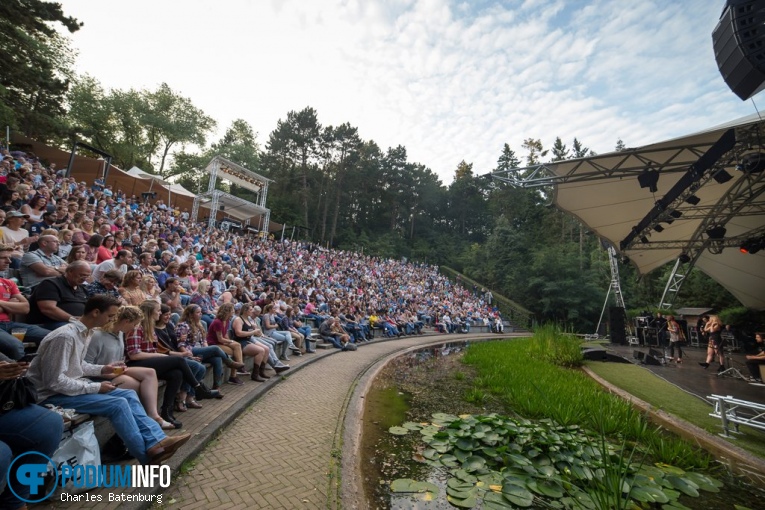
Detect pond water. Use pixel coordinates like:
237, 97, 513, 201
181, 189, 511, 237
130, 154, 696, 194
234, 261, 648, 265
359, 343, 765, 509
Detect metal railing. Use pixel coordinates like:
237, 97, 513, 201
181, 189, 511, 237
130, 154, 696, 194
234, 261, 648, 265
708, 394, 765, 437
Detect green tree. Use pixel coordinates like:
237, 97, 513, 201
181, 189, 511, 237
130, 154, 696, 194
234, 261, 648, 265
142, 83, 216, 178
551, 137, 569, 161
522, 138, 548, 165
615, 138, 626, 151
0, 0, 81, 140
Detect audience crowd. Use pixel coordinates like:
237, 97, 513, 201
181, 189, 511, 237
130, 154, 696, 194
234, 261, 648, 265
0, 148, 506, 509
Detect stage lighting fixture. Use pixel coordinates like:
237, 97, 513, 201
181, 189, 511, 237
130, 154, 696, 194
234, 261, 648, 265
679, 253, 691, 264
741, 153, 765, 174
685, 195, 701, 205
638, 169, 659, 193
706, 226, 727, 239
740, 236, 765, 254
713, 169, 734, 183
665, 218, 675, 225
669, 210, 683, 219
654, 225, 664, 232
640, 236, 649, 244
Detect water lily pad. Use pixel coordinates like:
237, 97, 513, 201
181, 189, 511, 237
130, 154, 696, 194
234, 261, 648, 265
528, 479, 564, 498
683, 472, 723, 492
390, 478, 422, 492
446, 486, 475, 499
666, 475, 699, 497
462, 455, 487, 472
454, 469, 478, 483
447, 493, 477, 508
631, 485, 669, 504
506, 453, 532, 466
456, 438, 476, 451
422, 448, 439, 460
441, 454, 459, 467
483, 491, 515, 509
454, 448, 471, 463
447, 478, 475, 491
433, 412, 460, 424
402, 421, 423, 430
388, 426, 409, 435
655, 463, 686, 476
502, 482, 534, 507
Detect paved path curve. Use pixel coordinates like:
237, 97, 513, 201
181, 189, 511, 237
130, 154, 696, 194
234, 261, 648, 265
164, 333, 508, 510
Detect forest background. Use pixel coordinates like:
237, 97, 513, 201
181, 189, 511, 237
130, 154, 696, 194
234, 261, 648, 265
1, 0, 757, 333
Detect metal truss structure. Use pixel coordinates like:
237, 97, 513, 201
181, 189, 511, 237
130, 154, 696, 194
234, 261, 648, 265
191, 156, 272, 232
490, 118, 765, 310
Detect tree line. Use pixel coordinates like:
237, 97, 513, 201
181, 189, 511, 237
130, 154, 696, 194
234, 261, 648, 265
0, 0, 745, 332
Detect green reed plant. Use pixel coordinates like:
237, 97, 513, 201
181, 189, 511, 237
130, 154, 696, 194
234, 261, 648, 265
526, 323, 584, 367
462, 339, 712, 470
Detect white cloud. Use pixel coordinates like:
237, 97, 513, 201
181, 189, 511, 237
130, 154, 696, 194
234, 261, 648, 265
57, 0, 754, 182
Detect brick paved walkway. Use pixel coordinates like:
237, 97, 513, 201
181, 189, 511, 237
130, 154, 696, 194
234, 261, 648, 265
162, 333, 504, 510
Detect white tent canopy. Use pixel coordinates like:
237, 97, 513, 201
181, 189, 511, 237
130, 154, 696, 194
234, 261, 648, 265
495, 113, 765, 310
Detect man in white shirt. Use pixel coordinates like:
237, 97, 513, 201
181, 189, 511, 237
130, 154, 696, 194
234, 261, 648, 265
26, 294, 190, 464
93, 249, 132, 282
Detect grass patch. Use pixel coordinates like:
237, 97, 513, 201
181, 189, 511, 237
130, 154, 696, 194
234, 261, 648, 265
587, 361, 765, 459
463, 337, 713, 470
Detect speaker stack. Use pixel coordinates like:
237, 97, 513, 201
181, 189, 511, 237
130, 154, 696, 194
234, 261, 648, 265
608, 306, 627, 345
713, 0, 765, 100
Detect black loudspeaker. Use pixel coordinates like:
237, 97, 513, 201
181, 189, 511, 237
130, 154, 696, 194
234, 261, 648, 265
634, 350, 645, 361
644, 354, 662, 366
219, 205, 225, 211
608, 307, 627, 345
713, 0, 765, 100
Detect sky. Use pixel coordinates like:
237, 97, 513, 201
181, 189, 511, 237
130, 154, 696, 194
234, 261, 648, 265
56, 0, 757, 184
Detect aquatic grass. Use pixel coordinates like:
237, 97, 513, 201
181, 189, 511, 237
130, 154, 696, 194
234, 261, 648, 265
463, 339, 712, 470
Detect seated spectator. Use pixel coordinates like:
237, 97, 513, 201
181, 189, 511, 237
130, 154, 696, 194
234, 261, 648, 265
27, 260, 91, 330
137, 251, 160, 277
0, 244, 51, 356
160, 277, 184, 323
190, 279, 216, 327
206, 303, 248, 385
120, 270, 147, 306
154, 304, 213, 412
29, 210, 59, 237
318, 316, 351, 349
126, 300, 218, 428
262, 303, 300, 359
157, 261, 179, 290
0, 353, 64, 509
83, 233, 102, 265
177, 305, 245, 390
97, 234, 118, 263
57, 228, 73, 259
85, 268, 124, 302
93, 249, 132, 282
20, 233, 67, 288
1, 211, 35, 264
66, 244, 87, 264
86, 305, 175, 430
229, 303, 269, 381
25, 294, 191, 465
19, 194, 48, 222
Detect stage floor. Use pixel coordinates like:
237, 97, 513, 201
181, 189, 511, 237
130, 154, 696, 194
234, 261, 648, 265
598, 343, 765, 406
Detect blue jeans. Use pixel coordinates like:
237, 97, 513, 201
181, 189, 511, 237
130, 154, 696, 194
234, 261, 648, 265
182, 359, 206, 396
321, 335, 344, 349
0, 323, 52, 357
192, 346, 227, 387
42, 389, 164, 465
251, 337, 281, 366
0, 405, 63, 509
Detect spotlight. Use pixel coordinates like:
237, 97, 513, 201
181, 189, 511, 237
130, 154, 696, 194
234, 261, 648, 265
679, 253, 691, 264
706, 226, 727, 239
669, 210, 683, 219
654, 225, 664, 232
740, 236, 765, 254
665, 218, 675, 225
713, 169, 733, 184
741, 153, 765, 174
685, 195, 701, 205
638, 169, 659, 193
640, 236, 650, 244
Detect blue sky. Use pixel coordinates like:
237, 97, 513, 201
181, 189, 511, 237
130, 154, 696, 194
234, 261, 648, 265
57, 0, 756, 183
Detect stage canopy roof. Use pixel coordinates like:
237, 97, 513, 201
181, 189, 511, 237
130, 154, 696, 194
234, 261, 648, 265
493, 113, 765, 310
